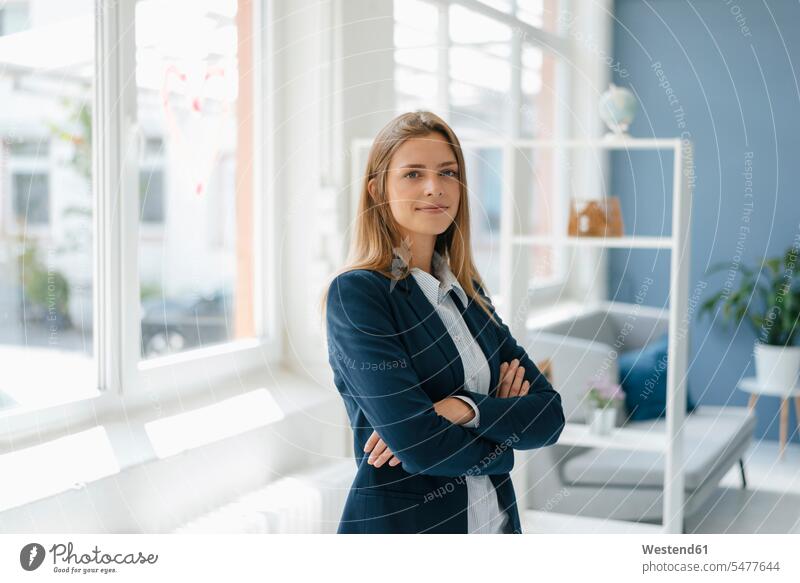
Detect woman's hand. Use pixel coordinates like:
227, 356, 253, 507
363, 363, 532, 470
433, 396, 475, 425
364, 430, 401, 468
497, 359, 530, 398
364, 396, 476, 468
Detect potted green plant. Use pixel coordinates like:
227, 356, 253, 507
586, 375, 625, 435
699, 244, 800, 390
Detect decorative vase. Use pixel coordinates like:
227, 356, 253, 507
567, 197, 624, 237
754, 343, 800, 392
589, 406, 617, 436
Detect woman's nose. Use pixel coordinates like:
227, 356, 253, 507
424, 174, 443, 196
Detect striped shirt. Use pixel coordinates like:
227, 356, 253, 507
410, 252, 509, 534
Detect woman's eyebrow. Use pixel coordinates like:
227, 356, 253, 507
399, 161, 458, 169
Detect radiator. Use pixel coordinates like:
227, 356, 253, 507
174, 460, 356, 534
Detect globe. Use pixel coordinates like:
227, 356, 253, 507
598, 84, 638, 136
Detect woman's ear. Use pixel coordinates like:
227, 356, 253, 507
367, 178, 377, 202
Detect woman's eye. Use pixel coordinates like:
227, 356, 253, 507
404, 169, 456, 178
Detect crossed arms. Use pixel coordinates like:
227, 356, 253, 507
326, 271, 565, 478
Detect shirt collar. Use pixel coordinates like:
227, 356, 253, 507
410, 251, 468, 307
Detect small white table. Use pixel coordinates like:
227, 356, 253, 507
737, 377, 800, 460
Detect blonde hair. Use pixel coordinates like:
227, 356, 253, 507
321, 110, 496, 322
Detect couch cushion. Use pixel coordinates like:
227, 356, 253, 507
561, 406, 756, 490
619, 333, 697, 421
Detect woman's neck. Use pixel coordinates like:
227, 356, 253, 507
398, 232, 436, 275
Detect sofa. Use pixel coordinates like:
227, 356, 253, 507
521, 301, 756, 528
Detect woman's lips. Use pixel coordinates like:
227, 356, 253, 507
415, 206, 449, 214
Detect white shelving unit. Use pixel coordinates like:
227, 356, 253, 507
499, 137, 694, 534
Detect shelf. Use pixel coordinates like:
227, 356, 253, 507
513, 235, 673, 249
558, 422, 666, 452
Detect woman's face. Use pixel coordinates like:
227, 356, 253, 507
373, 132, 461, 240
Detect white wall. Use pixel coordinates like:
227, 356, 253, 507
275, 0, 394, 378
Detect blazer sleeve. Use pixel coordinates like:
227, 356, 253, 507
456, 285, 566, 451
326, 271, 514, 478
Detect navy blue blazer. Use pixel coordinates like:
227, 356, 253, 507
326, 268, 565, 534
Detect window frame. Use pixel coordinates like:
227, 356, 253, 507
0, 0, 279, 440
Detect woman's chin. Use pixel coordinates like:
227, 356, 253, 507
410, 218, 453, 236
416, 226, 452, 237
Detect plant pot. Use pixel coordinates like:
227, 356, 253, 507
754, 343, 800, 391
589, 407, 617, 436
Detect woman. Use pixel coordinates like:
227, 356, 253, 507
324, 111, 565, 534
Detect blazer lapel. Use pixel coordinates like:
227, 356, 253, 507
396, 276, 464, 389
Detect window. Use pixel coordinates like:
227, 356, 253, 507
474, 0, 564, 31
5, 139, 51, 231
448, 4, 513, 138
139, 138, 165, 225
135, 0, 257, 360
0, 4, 96, 412
0, 2, 29, 37
12, 172, 49, 225
139, 167, 164, 223
393, 0, 568, 298
0, 0, 268, 418
394, 0, 440, 114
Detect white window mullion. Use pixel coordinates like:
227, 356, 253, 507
509, 0, 521, 139
117, 0, 141, 394
94, 0, 119, 395
437, 2, 450, 116
254, 0, 269, 343
94, 0, 139, 396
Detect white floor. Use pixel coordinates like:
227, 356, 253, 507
688, 438, 800, 534
522, 439, 800, 534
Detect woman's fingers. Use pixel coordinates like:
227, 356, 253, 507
363, 430, 380, 453
498, 359, 519, 398
497, 360, 511, 397
368, 439, 388, 464
499, 361, 508, 384
364, 431, 401, 468
496, 359, 529, 398
509, 365, 526, 397
372, 446, 395, 468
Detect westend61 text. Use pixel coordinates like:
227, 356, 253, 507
642, 544, 708, 555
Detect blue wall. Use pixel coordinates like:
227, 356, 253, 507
610, 0, 800, 442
